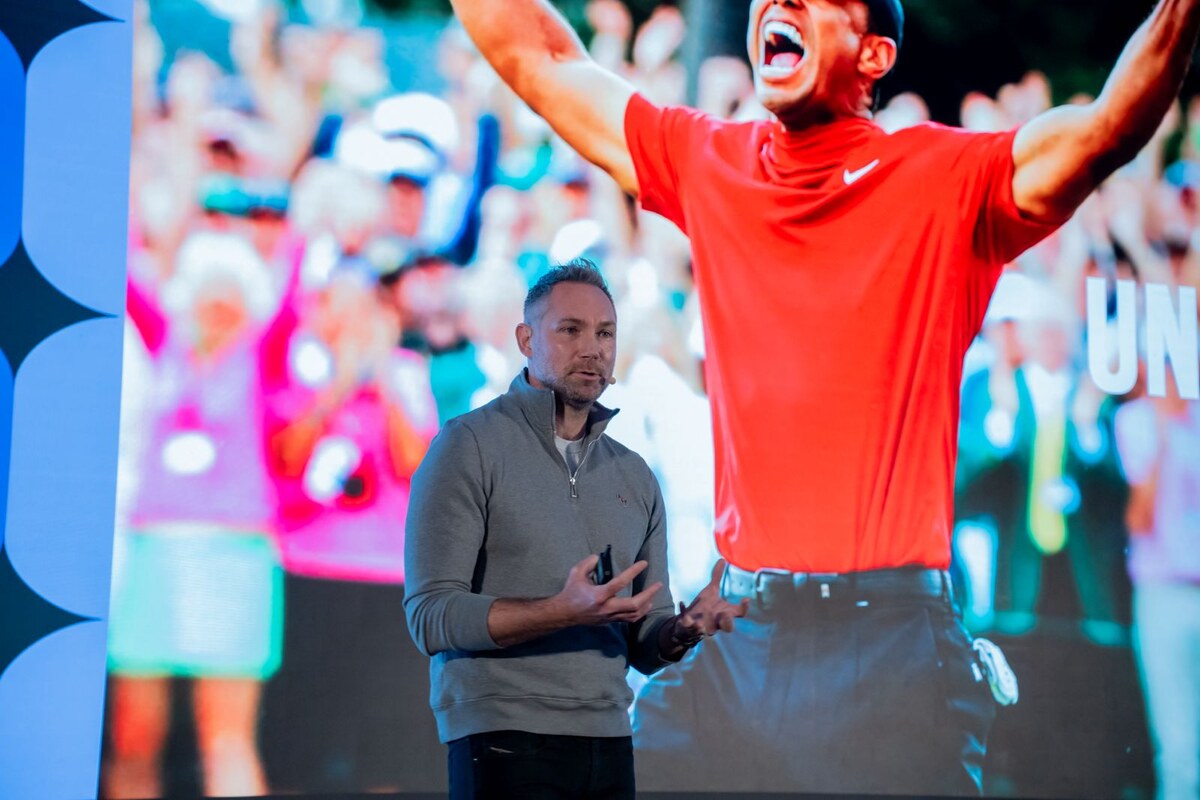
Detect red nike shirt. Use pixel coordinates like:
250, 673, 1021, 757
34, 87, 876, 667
625, 93, 1063, 573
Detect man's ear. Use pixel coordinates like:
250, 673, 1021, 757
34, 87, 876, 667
515, 322, 534, 358
860, 34, 897, 82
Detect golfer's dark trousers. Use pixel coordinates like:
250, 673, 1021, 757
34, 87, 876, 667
631, 565, 998, 796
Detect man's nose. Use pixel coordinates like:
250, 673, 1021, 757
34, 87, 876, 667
580, 333, 607, 357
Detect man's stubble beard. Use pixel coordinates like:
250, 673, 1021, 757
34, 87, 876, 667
544, 372, 607, 411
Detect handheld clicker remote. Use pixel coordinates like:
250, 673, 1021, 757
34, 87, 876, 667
593, 544, 613, 585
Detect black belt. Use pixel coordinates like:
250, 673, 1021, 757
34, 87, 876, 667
722, 564, 951, 610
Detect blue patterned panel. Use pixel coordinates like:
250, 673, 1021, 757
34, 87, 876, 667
25, 19, 131, 311
0, 36, 21, 262
0, 2, 130, 798
8, 324, 123, 617
0, 618, 110, 798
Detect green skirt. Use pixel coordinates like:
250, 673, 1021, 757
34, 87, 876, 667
107, 527, 283, 679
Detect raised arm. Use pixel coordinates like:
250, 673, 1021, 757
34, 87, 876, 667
450, 0, 639, 195
1012, 0, 1200, 220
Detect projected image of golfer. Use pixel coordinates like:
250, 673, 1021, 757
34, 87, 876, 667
444, 0, 1200, 793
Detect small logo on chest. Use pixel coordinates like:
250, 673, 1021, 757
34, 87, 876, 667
617, 494, 628, 507
843, 159, 880, 185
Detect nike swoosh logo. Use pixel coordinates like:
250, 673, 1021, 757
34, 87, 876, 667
843, 159, 880, 185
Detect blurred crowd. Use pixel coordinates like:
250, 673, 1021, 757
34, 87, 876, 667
101, 0, 1199, 797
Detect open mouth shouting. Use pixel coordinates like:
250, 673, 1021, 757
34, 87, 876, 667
761, 19, 806, 79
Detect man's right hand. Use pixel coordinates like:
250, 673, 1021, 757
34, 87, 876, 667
486, 555, 662, 648
554, 555, 662, 626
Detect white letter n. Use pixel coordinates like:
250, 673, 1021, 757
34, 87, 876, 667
1146, 283, 1200, 400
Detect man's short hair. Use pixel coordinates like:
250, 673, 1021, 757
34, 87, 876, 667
864, 0, 904, 110
864, 0, 904, 50
523, 259, 614, 321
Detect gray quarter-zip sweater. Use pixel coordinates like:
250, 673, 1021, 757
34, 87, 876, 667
404, 371, 677, 742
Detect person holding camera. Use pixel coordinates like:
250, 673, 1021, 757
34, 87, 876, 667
403, 261, 747, 799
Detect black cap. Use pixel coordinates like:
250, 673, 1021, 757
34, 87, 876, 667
864, 0, 904, 50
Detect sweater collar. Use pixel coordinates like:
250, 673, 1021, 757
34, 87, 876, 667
508, 369, 619, 444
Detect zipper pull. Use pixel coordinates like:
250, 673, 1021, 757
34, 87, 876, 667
570, 475, 578, 499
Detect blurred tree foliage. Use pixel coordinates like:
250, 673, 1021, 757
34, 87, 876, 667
345, 0, 1190, 122
895, 0, 1166, 119
361, 0, 669, 32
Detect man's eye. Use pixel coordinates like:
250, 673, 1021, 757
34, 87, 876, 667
561, 327, 578, 334
599, 330, 614, 338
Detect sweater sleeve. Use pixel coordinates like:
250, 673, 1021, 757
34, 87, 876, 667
403, 419, 501, 655
626, 469, 677, 675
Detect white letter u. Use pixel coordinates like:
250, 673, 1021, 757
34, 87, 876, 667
1087, 277, 1138, 396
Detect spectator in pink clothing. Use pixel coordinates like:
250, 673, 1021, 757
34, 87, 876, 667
106, 231, 288, 799
259, 271, 444, 793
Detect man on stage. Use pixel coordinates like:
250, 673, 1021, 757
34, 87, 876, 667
404, 263, 746, 799
445, 0, 1200, 793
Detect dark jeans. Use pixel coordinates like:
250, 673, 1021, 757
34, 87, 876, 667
632, 566, 998, 795
448, 730, 635, 799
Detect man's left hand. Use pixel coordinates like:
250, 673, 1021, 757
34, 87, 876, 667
667, 560, 749, 650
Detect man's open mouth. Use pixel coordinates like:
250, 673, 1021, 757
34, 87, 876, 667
761, 20, 805, 78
